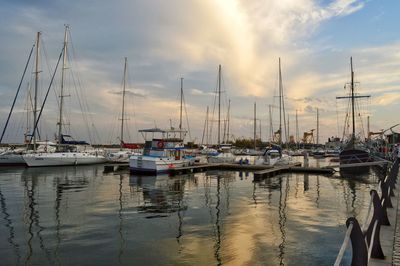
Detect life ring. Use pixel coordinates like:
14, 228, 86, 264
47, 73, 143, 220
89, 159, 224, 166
157, 141, 164, 149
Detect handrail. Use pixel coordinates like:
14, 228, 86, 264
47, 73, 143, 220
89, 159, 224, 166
361, 195, 373, 231
367, 220, 379, 263
334, 222, 354, 266
334, 158, 399, 265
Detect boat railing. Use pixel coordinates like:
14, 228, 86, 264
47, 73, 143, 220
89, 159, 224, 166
334, 158, 399, 265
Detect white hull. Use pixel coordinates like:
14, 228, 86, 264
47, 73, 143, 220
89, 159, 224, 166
207, 153, 236, 164
23, 152, 107, 167
0, 153, 26, 165
129, 155, 191, 173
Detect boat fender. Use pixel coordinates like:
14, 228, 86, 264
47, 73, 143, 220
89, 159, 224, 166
157, 141, 164, 149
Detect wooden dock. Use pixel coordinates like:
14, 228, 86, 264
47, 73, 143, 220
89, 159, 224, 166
104, 162, 335, 178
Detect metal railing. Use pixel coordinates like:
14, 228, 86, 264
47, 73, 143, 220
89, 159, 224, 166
334, 159, 399, 265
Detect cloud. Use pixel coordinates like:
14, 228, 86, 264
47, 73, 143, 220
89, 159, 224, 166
108, 89, 147, 98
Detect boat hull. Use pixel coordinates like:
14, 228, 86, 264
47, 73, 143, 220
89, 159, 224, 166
0, 153, 26, 166
339, 149, 371, 175
23, 153, 107, 167
129, 155, 190, 174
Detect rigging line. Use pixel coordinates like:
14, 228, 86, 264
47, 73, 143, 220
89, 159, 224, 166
68, 30, 95, 143
28, 48, 63, 145
0, 44, 35, 143
68, 52, 93, 143
210, 72, 219, 145
182, 92, 192, 142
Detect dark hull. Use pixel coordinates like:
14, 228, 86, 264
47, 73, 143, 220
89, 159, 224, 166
339, 149, 371, 176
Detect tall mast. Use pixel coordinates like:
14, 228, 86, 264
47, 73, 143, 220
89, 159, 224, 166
254, 102, 257, 149
316, 108, 319, 145
57, 25, 68, 148
278, 58, 282, 145
179, 77, 183, 139
218, 65, 221, 146
350, 57, 355, 143
206, 106, 209, 145
120, 57, 127, 147
287, 114, 290, 144
269, 104, 273, 142
33, 32, 41, 151
227, 99, 230, 143
295, 109, 299, 144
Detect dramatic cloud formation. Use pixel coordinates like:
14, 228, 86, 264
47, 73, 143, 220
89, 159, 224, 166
0, 0, 399, 144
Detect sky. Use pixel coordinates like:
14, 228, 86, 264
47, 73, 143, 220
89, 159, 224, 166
0, 0, 399, 145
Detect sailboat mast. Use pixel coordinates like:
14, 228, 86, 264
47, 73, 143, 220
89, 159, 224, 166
269, 105, 273, 141
33, 32, 41, 151
179, 77, 183, 139
350, 57, 355, 142
278, 58, 282, 145
120, 57, 127, 147
227, 99, 230, 143
218, 65, 221, 146
58, 26, 68, 147
254, 102, 256, 149
295, 109, 299, 144
206, 106, 209, 145
316, 108, 319, 145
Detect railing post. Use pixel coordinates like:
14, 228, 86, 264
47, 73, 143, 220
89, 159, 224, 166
364, 190, 384, 259
380, 181, 393, 208
347, 217, 368, 266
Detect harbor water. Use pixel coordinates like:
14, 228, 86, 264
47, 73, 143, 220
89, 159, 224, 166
0, 158, 382, 265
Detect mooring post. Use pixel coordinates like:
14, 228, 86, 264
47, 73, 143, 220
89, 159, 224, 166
364, 190, 384, 259
347, 217, 368, 266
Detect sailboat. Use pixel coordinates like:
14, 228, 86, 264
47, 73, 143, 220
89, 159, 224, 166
106, 57, 141, 163
207, 65, 235, 164
258, 58, 292, 166
337, 57, 371, 170
0, 33, 40, 166
23, 25, 106, 167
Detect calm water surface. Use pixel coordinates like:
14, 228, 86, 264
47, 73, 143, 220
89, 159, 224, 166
0, 158, 382, 265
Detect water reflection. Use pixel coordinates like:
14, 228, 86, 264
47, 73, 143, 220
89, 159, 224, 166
129, 175, 188, 217
0, 164, 381, 265
0, 185, 21, 264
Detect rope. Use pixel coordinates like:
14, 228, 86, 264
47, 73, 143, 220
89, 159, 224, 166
334, 222, 354, 266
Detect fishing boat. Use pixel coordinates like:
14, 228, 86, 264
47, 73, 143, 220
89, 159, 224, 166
129, 128, 192, 174
22, 26, 106, 167
337, 58, 371, 172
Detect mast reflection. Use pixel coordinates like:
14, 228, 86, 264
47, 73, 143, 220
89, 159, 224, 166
0, 185, 21, 264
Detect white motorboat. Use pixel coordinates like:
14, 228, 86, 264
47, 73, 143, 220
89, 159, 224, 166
129, 128, 192, 174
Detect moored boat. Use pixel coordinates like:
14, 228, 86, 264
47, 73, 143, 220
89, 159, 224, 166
129, 128, 192, 174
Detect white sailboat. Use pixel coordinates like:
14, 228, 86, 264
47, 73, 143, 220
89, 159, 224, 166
207, 65, 235, 164
106, 57, 141, 163
258, 58, 292, 166
23, 25, 106, 167
0, 33, 39, 166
